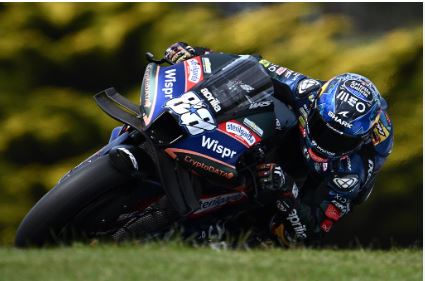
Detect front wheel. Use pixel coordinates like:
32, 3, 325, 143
15, 155, 136, 247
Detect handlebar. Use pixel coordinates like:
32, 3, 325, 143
145, 52, 173, 65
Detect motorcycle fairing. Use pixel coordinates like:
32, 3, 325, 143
217, 120, 262, 148
95, 54, 286, 216
189, 191, 249, 218
140, 62, 159, 125
142, 62, 186, 126
165, 147, 237, 182
139, 55, 278, 184
166, 128, 246, 166
142, 56, 207, 127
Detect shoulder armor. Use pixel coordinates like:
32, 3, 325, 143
297, 78, 321, 96
330, 174, 361, 195
326, 153, 366, 198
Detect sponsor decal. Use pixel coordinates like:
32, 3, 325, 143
186, 59, 202, 83
372, 120, 390, 145
290, 72, 301, 81
292, 183, 299, 199
201, 135, 237, 159
266, 63, 280, 72
165, 148, 236, 169
248, 100, 272, 109
165, 91, 216, 135
202, 57, 212, 74
331, 201, 350, 215
324, 122, 345, 136
282, 69, 301, 81
239, 83, 254, 93
346, 157, 352, 171
320, 219, 333, 232
117, 148, 138, 170
310, 140, 336, 157
308, 148, 328, 163
335, 193, 349, 204
224, 121, 258, 147
194, 193, 245, 214
276, 67, 287, 75
275, 118, 282, 130
142, 64, 153, 107
322, 162, 329, 172
260, 59, 290, 76
328, 111, 352, 128
226, 80, 255, 93
162, 68, 177, 99
367, 159, 374, 181
200, 88, 221, 112
338, 111, 349, 118
185, 57, 203, 90
183, 155, 234, 179
375, 121, 387, 136
243, 118, 263, 137
331, 194, 350, 215
344, 79, 372, 101
286, 209, 308, 239
336, 91, 366, 113
276, 199, 291, 212
324, 203, 342, 221
259, 59, 271, 67
298, 79, 320, 94
333, 176, 359, 190
268, 64, 282, 73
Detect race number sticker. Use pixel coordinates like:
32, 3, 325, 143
165, 91, 216, 135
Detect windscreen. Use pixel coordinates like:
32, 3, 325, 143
192, 55, 274, 118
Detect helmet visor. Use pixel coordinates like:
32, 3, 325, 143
307, 109, 363, 156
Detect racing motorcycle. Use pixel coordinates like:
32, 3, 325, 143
15, 52, 297, 247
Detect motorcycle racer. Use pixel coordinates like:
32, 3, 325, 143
163, 42, 394, 246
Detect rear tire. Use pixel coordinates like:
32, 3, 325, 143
15, 156, 131, 247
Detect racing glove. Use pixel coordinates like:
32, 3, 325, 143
164, 42, 196, 64
256, 163, 297, 195
255, 163, 309, 246
270, 197, 312, 247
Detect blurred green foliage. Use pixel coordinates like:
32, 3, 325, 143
0, 3, 422, 246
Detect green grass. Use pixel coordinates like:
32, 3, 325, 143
0, 243, 422, 281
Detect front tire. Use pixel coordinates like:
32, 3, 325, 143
15, 156, 131, 247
